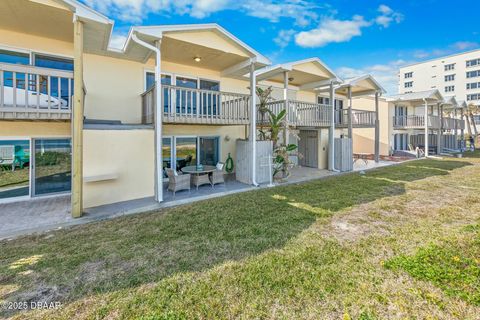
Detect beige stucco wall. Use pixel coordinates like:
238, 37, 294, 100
0, 121, 70, 138
0, 29, 73, 57
351, 96, 390, 155
83, 129, 155, 208
163, 124, 247, 163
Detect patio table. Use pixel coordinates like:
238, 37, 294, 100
353, 153, 370, 166
181, 165, 217, 189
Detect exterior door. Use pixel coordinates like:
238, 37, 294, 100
299, 130, 318, 168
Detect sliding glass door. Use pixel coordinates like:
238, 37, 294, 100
32, 138, 71, 196
199, 137, 219, 166
0, 140, 30, 199
175, 137, 197, 170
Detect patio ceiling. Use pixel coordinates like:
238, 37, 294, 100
0, 0, 114, 56
256, 58, 338, 90
123, 25, 271, 74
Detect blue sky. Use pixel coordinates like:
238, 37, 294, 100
80, 0, 479, 94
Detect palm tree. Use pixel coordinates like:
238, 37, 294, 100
467, 103, 479, 136
256, 86, 273, 140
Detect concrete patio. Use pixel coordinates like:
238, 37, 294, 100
0, 159, 398, 240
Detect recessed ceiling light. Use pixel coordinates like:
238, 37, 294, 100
194, 57, 201, 62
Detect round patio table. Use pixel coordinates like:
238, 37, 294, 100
181, 165, 217, 190
181, 165, 216, 175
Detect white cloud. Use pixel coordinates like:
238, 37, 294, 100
413, 41, 480, 60
82, 0, 319, 25
336, 59, 408, 94
292, 5, 403, 48
274, 29, 296, 48
109, 33, 128, 50
295, 15, 371, 48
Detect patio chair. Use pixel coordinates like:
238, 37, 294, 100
0, 145, 15, 171
192, 173, 212, 190
166, 168, 191, 196
210, 162, 225, 187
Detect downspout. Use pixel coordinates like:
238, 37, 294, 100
423, 98, 429, 157
250, 59, 259, 186
132, 32, 163, 202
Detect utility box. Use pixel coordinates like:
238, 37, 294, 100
334, 138, 353, 172
236, 139, 273, 184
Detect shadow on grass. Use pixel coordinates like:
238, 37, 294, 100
0, 158, 472, 317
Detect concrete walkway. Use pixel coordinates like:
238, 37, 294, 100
0, 160, 398, 240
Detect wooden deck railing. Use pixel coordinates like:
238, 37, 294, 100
394, 115, 465, 130
258, 100, 331, 127
142, 85, 250, 125
393, 115, 441, 129
335, 109, 376, 128
0, 62, 73, 120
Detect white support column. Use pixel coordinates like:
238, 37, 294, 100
328, 82, 335, 171
460, 108, 465, 149
283, 71, 289, 146
249, 61, 258, 186
437, 103, 442, 154
424, 99, 429, 157
374, 91, 380, 163
154, 40, 163, 202
453, 108, 458, 149
347, 86, 353, 139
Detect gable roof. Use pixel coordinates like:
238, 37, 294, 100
387, 90, 444, 103
126, 24, 271, 65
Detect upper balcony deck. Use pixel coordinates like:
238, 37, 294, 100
393, 115, 465, 130
141, 85, 251, 126
0, 62, 73, 121
257, 100, 376, 128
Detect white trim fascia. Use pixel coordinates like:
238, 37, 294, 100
339, 74, 387, 94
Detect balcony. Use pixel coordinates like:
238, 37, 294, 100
335, 109, 376, 128
258, 100, 376, 128
258, 100, 331, 127
141, 85, 250, 125
0, 63, 73, 120
394, 115, 464, 130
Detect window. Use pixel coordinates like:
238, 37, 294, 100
466, 58, 480, 67
474, 115, 480, 124
33, 139, 71, 196
467, 82, 480, 90
444, 74, 455, 82
0, 49, 29, 65
404, 72, 413, 78
444, 63, 455, 71
467, 70, 480, 78
199, 79, 220, 115
145, 72, 171, 90
467, 94, 480, 101
33, 54, 73, 71
404, 81, 413, 88
0, 140, 30, 199
445, 85, 455, 93
317, 96, 343, 108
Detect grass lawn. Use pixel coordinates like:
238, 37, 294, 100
1, 152, 480, 319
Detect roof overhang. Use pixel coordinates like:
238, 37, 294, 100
255, 58, 339, 90
316, 74, 386, 97
119, 24, 271, 74
387, 90, 444, 105
0, 0, 114, 55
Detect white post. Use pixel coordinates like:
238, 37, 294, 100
424, 99, 429, 157
328, 82, 335, 171
347, 86, 353, 139
283, 71, 289, 146
454, 108, 458, 149
437, 103, 442, 154
374, 91, 380, 162
460, 108, 465, 150
154, 40, 163, 202
250, 60, 258, 186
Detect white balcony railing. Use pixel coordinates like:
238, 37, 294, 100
142, 85, 250, 125
335, 109, 376, 128
0, 62, 73, 120
393, 115, 441, 129
258, 100, 331, 127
